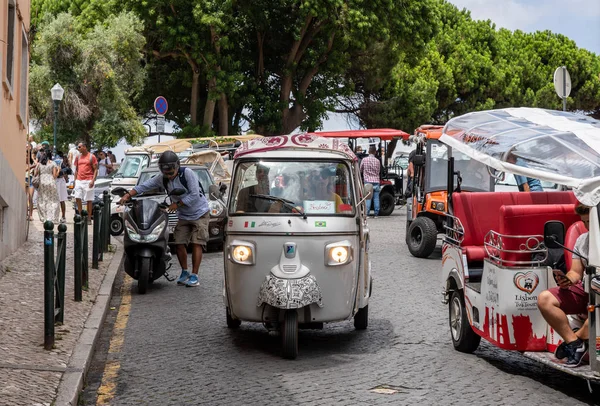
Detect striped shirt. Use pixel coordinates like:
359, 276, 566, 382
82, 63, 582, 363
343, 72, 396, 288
360, 154, 381, 183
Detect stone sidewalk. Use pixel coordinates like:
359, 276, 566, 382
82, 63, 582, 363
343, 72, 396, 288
0, 204, 122, 406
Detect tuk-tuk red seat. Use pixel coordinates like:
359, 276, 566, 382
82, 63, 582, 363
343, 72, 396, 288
565, 221, 587, 271
498, 205, 579, 264
451, 191, 578, 263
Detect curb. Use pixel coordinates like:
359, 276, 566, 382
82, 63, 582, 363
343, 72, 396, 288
54, 241, 124, 406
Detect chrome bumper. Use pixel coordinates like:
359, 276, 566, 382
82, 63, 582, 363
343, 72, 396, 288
257, 274, 323, 309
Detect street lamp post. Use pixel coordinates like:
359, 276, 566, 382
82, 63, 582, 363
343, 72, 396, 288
50, 83, 64, 152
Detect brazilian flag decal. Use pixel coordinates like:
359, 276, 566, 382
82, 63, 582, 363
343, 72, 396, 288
315, 221, 326, 227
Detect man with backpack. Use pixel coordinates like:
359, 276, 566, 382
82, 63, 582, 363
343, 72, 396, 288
118, 151, 209, 287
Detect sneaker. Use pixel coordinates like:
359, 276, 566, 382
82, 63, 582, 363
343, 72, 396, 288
554, 341, 568, 360
564, 338, 588, 368
60, 217, 67, 224
185, 274, 199, 287
176, 270, 190, 285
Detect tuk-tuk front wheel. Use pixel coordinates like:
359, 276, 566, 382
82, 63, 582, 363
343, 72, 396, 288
226, 307, 241, 328
281, 310, 298, 360
378, 191, 395, 216
407, 217, 438, 258
354, 304, 368, 330
449, 291, 480, 353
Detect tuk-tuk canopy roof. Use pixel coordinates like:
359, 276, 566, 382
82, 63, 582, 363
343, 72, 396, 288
440, 107, 600, 205
234, 134, 358, 161
414, 125, 444, 139
127, 139, 192, 154
308, 128, 410, 141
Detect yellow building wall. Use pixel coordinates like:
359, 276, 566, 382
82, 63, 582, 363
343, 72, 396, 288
0, 0, 30, 261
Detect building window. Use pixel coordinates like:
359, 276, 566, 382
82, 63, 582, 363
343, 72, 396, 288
5, 0, 16, 92
19, 26, 28, 124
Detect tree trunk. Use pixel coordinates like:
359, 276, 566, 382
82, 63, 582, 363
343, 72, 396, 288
203, 77, 217, 129
218, 93, 228, 136
190, 69, 200, 126
282, 104, 306, 134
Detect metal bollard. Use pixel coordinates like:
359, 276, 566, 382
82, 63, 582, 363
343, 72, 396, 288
98, 201, 105, 260
81, 209, 89, 289
73, 214, 83, 302
56, 223, 67, 324
92, 204, 100, 269
44, 221, 55, 350
103, 190, 111, 250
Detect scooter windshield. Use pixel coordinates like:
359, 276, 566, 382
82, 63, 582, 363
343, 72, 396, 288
229, 160, 355, 216
129, 199, 163, 230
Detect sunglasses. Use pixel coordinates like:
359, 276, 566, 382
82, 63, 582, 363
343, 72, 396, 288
159, 163, 177, 171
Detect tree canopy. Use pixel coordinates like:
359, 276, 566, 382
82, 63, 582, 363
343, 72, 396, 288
29, 11, 147, 149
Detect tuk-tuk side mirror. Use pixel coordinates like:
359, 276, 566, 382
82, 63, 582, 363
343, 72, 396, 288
544, 221, 565, 249
363, 183, 373, 200
209, 184, 219, 200
413, 154, 425, 167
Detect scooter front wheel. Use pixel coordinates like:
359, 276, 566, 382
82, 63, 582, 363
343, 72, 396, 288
281, 310, 298, 360
137, 257, 151, 294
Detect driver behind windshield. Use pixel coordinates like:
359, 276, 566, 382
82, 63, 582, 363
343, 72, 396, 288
236, 164, 272, 213
118, 151, 209, 288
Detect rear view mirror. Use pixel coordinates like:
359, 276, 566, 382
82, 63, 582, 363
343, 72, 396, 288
363, 183, 373, 200
413, 154, 425, 167
170, 188, 186, 197
209, 184, 220, 200
544, 221, 565, 249
111, 187, 128, 197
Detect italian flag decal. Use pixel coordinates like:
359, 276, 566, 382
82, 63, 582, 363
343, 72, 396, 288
244, 221, 255, 228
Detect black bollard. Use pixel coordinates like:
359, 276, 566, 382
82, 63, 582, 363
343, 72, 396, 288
56, 223, 67, 324
81, 209, 89, 289
92, 204, 100, 269
43, 221, 55, 350
103, 190, 111, 250
73, 214, 83, 302
98, 201, 105, 258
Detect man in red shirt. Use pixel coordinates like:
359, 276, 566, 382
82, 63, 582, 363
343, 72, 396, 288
73, 142, 98, 221
360, 145, 381, 218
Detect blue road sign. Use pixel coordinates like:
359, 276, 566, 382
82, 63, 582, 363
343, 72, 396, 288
154, 96, 168, 115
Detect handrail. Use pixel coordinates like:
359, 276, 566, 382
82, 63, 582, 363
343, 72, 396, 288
484, 230, 547, 266
443, 214, 464, 247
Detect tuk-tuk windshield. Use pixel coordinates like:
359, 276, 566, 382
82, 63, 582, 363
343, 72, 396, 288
230, 160, 355, 215
426, 140, 492, 192
114, 154, 150, 178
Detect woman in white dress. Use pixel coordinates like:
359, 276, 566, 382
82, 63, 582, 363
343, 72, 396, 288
35, 150, 61, 223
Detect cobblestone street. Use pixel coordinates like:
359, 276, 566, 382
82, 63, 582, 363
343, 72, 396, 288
82, 207, 600, 405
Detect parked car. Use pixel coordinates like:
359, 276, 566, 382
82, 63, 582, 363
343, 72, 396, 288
126, 164, 227, 250
494, 172, 568, 192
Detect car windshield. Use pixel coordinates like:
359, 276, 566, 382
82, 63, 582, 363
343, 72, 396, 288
496, 173, 559, 190
115, 154, 149, 178
136, 168, 213, 195
229, 160, 355, 215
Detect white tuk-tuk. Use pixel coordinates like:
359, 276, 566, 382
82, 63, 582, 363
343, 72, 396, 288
440, 108, 600, 385
223, 134, 373, 359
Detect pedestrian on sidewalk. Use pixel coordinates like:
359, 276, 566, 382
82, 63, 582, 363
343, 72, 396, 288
73, 142, 98, 223
118, 151, 209, 287
360, 145, 381, 218
25, 141, 37, 220
54, 151, 71, 223
35, 150, 61, 223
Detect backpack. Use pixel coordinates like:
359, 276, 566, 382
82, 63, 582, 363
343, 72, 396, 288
163, 167, 205, 196
75, 153, 93, 167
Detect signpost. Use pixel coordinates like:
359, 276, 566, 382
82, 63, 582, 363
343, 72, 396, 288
153, 96, 168, 142
553, 66, 571, 112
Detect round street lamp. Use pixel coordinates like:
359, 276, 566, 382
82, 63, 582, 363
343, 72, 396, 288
50, 83, 64, 152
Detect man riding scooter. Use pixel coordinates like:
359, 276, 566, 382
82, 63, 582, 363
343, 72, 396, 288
119, 151, 210, 287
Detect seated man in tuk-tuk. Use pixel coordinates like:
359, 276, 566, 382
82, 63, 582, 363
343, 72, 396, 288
538, 203, 590, 368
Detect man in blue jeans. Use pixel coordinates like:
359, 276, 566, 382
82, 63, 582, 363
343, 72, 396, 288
507, 152, 543, 192
360, 146, 381, 218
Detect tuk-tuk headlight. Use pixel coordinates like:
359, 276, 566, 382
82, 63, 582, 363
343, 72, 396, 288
209, 200, 223, 217
229, 241, 255, 265
431, 201, 445, 211
325, 241, 353, 266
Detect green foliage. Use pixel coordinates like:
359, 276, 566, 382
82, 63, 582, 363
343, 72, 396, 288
29, 12, 147, 150
349, 0, 600, 132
